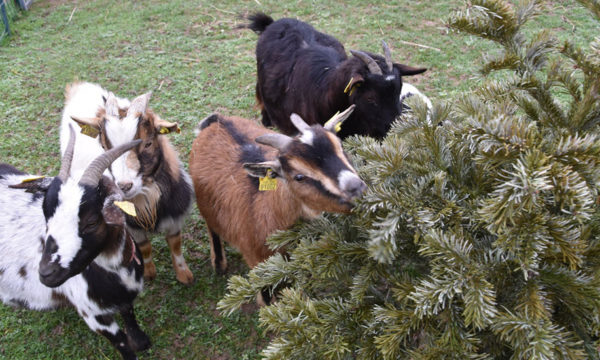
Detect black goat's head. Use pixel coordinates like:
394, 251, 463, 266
340, 41, 426, 139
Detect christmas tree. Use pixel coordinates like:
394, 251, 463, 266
219, 1, 600, 358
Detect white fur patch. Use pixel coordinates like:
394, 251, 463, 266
46, 180, 85, 268
104, 114, 143, 198
338, 169, 361, 193
299, 130, 314, 146
385, 75, 396, 81
60, 82, 131, 179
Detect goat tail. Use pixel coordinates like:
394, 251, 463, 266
246, 12, 274, 34
195, 113, 220, 136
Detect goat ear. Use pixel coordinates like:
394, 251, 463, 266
9, 176, 53, 193
71, 116, 101, 138
154, 116, 181, 134
395, 63, 427, 76
100, 177, 127, 225
102, 202, 126, 226
128, 92, 152, 117
343, 75, 364, 96
243, 160, 282, 178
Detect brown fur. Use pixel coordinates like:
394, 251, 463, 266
130, 181, 161, 231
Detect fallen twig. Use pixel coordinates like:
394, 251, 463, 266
398, 40, 441, 52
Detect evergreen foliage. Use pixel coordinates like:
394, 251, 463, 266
219, 1, 600, 358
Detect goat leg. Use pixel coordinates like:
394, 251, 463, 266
89, 314, 138, 360
120, 304, 151, 352
166, 231, 194, 284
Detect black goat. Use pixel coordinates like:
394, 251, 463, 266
247, 12, 427, 139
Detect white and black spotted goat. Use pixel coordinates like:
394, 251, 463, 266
0, 127, 149, 360
60, 82, 194, 285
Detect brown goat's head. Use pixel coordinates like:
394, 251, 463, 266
71, 92, 180, 199
244, 106, 366, 215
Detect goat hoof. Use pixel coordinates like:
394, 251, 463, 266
127, 331, 151, 352
214, 265, 228, 276
143, 262, 157, 281
175, 268, 194, 285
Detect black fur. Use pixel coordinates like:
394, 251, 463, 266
41, 178, 63, 220
83, 261, 142, 308
0, 163, 25, 179
124, 154, 193, 233
199, 114, 220, 131
247, 12, 274, 34
211, 230, 225, 276
99, 329, 137, 360
120, 304, 151, 352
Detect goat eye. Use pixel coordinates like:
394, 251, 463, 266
294, 174, 306, 182
144, 141, 152, 149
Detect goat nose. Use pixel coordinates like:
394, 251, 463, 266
118, 181, 133, 192
38, 263, 55, 278
345, 177, 367, 198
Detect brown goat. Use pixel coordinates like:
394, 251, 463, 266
189, 107, 366, 277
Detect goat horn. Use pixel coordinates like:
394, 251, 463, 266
350, 50, 382, 75
289, 113, 312, 133
255, 133, 293, 151
381, 40, 393, 72
324, 105, 356, 132
78, 139, 142, 187
58, 124, 76, 182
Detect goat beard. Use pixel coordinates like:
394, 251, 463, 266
130, 181, 161, 231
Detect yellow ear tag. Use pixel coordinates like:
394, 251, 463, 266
21, 175, 45, 183
343, 77, 354, 94
324, 111, 343, 133
334, 121, 342, 133
77, 122, 100, 138
159, 126, 181, 135
114, 201, 137, 217
259, 169, 278, 191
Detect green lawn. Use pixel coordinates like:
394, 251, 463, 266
0, 0, 597, 358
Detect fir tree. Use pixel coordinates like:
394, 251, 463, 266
219, 1, 600, 358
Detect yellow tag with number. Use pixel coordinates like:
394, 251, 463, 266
114, 201, 137, 217
21, 175, 45, 183
77, 123, 100, 138
259, 170, 278, 191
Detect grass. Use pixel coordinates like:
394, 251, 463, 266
0, 0, 597, 359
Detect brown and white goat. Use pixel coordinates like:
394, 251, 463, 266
60, 82, 194, 284
189, 107, 366, 278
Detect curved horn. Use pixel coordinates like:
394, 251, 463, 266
381, 40, 393, 72
58, 124, 77, 182
255, 133, 293, 151
350, 50, 382, 75
78, 139, 142, 187
324, 105, 356, 132
290, 113, 312, 133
